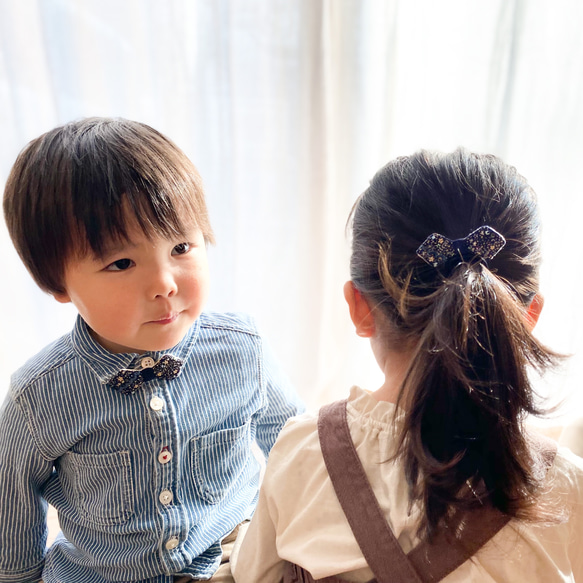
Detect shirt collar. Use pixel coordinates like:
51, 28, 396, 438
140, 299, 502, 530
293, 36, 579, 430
70, 314, 201, 385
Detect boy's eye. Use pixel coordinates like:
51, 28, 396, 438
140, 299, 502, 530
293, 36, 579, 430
172, 242, 191, 255
105, 258, 134, 271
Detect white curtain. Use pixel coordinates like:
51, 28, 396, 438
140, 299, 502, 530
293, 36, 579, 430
1, 0, 583, 424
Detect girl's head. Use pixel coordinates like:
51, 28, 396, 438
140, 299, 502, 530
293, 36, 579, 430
350, 148, 541, 321
348, 148, 560, 537
3, 117, 214, 296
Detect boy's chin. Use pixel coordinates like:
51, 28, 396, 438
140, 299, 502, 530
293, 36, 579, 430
131, 335, 185, 354
139, 328, 195, 354
91, 332, 185, 355
90, 315, 198, 354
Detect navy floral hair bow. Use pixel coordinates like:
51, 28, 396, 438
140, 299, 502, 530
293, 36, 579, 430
416, 225, 506, 269
108, 355, 183, 395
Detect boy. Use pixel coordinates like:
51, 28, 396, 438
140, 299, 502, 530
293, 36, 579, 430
0, 118, 303, 582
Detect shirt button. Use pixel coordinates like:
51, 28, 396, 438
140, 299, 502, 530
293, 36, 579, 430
150, 396, 165, 411
165, 537, 179, 550
159, 490, 173, 505
158, 449, 173, 464
141, 356, 155, 368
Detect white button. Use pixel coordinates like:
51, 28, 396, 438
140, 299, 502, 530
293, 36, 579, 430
158, 449, 172, 464
149, 396, 165, 411
165, 537, 179, 550
159, 490, 173, 505
141, 357, 155, 368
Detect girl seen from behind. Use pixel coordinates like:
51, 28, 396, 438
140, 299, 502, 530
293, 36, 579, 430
232, 149, 583, 582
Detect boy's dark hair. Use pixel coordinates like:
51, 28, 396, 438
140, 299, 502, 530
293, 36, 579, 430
348, 148, 562, 539
3, 117, 214, 295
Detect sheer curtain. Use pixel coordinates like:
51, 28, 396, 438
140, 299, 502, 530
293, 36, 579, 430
1, 0, 582, 422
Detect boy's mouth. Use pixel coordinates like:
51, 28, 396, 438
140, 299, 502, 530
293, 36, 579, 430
149, 312, 179, 325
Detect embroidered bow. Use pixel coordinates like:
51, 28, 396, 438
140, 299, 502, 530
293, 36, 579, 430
108, 355, 183, 394
416, 225, 506, 268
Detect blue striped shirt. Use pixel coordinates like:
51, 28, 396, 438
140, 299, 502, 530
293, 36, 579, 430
0, 312, 304, 582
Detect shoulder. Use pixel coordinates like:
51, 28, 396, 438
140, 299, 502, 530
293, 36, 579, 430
264, 410, 322, 475
549, 445, 583, 495
532, 445, 583, 540
199, 311, 260, 337
275, 410, 319, 445
9, 333, 75, 398
265, 391, 388, 473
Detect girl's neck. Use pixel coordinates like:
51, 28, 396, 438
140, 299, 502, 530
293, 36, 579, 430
370, 340, 414, 405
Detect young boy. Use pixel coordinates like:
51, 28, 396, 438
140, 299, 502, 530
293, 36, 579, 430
0, 118, 304, 583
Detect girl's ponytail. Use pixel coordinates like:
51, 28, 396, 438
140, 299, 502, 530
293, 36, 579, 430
396, 262, 557, 537
349, 149, 563, 539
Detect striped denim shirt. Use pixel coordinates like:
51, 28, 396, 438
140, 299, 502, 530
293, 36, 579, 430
0, 312, 304, 583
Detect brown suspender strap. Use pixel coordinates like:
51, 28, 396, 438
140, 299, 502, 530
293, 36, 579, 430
406, 504, 510, 582
317, 399, 557, 583
284, 562, 342, 583
408, 432, 558, 582
408, 435, 560, 582
318, 400, 422, 583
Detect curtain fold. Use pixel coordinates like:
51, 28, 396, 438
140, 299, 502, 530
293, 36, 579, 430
1, 0, 582, 419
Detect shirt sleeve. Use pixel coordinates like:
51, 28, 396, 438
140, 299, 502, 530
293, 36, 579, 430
254, 336, 305, 458
0, 392, 53, 583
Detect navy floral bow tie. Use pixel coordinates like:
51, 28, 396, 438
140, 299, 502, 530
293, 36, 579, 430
108, 355, 183, 394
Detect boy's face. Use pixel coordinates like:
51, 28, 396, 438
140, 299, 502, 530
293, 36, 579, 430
54, 222, 209, 354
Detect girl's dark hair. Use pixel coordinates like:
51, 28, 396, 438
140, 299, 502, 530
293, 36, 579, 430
3, 117, 214, 295
349, 148, 562, 539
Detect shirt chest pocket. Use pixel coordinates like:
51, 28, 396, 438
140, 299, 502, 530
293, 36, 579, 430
58, 450, 134, 526
190, 421, 253, 504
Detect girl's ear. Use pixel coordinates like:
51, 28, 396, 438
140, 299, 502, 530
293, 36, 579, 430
343, 281, 375, 338
525, 293, 544, 330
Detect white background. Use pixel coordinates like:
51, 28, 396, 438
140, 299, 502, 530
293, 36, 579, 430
1, 0, 582, 428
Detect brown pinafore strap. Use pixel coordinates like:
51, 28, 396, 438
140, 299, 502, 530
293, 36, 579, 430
284, 399, 557, 583
317, 400, 423, 583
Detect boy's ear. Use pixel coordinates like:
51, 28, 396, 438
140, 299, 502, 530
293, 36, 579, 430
525, 293, 544, 330
343, 281, 375, 338
53, 291, 72, 304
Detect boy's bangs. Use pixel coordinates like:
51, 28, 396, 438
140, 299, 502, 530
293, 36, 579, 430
76, 181, 200, 260
68, 120, 213, 258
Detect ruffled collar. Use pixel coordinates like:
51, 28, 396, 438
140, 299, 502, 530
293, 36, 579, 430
346, 385, 406, 431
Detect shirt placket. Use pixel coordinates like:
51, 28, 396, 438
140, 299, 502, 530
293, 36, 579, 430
140, 355, 188, 574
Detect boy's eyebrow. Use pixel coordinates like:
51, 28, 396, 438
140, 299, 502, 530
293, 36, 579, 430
96, 238, 138, 259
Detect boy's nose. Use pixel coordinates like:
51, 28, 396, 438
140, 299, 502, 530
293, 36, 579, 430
149, 268, 178, 298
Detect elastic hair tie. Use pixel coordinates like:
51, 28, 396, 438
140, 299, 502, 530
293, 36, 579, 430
416, 225, 506, 268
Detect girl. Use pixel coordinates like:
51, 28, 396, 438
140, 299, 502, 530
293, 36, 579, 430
232, 149, 583, 582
